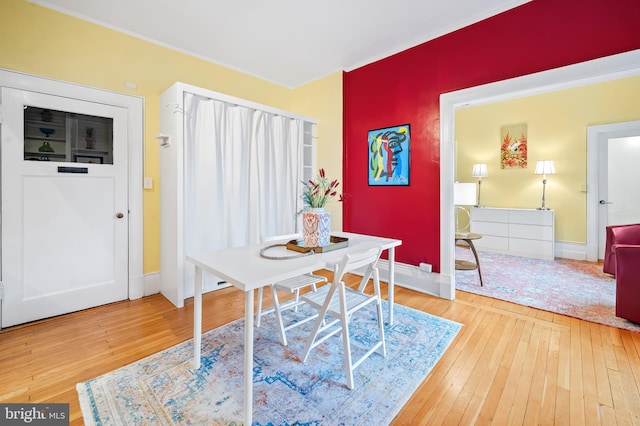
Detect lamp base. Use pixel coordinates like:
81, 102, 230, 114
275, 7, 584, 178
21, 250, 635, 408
474, 204, 485, 208
536, 207, 551, 210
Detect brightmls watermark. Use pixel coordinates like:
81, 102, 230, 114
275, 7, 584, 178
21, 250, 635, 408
0, 404, 69, 425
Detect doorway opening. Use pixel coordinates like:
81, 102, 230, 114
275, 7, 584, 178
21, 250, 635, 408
587, 121, 640, 261
440, 49, 640, 298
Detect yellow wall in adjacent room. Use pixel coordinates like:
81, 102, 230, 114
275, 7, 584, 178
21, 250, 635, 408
455, 75, 640, 244
0, 0, 343, 273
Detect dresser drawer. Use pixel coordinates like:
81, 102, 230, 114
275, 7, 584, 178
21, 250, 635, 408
473, 235, 508, 252
509, 209, 553, 226
471, 221, 508, 237
471, 207, 509, 223
509, 238, 554, 260
509, 223, 554, 241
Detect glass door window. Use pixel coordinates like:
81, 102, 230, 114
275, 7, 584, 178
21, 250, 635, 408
24, 106, 114, 164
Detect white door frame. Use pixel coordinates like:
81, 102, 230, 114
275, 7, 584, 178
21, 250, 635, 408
0, 68, 144, 327
440, 49, 640, 299
586, 120, 640, 261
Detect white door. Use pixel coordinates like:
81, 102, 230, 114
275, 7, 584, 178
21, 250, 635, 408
1, 87, 129, 327
597, 132, 640, 259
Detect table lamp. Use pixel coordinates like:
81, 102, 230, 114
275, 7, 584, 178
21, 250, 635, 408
471, 163, 488, 207
534, 160, 555, 210
454, 182, 476, 233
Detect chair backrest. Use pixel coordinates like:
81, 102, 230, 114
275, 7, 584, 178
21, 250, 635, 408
334, 246, 382, 283
608, 223, 640, 246
263, 233, 301, 244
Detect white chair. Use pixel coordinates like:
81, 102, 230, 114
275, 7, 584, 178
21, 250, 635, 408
256, 233, 328, 346
301, 246, 386, 389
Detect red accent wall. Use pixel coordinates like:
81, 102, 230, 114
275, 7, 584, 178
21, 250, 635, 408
343, 0, 640, 271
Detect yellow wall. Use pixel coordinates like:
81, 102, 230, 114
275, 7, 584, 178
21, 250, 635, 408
292, 72, 344, 230
0, 0, 343, 273
455, 75, 640, 243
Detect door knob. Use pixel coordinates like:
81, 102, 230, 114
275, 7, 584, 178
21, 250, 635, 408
599, 200, 613, 205
116, 212, 124, 218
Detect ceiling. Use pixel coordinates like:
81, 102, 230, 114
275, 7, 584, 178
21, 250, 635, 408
29, 0, 531, 88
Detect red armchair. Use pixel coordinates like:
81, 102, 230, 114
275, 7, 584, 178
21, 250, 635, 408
615, 245, 640, 324
603, 223, 640, 275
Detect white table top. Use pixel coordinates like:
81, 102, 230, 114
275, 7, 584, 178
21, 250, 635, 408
185, 231, 402, 292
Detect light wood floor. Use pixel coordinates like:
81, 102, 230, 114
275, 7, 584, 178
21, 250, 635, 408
1, 272, 639, 425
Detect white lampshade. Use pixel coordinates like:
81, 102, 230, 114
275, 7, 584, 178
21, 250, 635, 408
534, 160, 556, 176
454, 182, 476, 205
472, 163, 488, 178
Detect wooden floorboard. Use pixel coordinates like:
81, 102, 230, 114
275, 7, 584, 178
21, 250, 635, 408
1, 275, 639, 425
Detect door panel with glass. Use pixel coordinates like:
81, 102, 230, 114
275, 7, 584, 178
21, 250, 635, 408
1, 87, 128, 327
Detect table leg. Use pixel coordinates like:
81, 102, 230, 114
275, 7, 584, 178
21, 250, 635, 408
193, 266, 202, 369
244, 289, 254, 425
388, 247, 396, 325
467, 240, 484, 286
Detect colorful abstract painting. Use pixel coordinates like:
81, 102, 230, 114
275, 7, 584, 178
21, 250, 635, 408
368, 124, 410, 185
500, 123, 528, 169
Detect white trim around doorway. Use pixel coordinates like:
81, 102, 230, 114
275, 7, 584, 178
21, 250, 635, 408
440, 49, 640, 300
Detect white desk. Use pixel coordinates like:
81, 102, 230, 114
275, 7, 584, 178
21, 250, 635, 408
186, 231, 401, 425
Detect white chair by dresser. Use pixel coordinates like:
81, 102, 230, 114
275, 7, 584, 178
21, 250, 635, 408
300, 245, 387, 389
256, 233, 328, 346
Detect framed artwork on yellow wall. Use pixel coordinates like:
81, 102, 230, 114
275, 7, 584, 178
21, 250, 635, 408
500, 123, 527, 169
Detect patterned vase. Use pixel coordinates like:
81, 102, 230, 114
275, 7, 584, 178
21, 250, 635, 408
302, 208, 331, 247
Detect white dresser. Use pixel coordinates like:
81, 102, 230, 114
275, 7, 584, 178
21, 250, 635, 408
470, 207, 555, 260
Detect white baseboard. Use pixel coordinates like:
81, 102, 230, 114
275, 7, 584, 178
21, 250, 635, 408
375, 260, 455, 301
554, 241, 589, 260
141, 271, 231, 305
143, 271, 161, 297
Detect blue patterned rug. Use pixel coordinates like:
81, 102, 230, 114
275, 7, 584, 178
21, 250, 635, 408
77, 301, 461, 425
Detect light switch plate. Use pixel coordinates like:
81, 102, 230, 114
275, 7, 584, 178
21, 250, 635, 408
143, 177, 153, 189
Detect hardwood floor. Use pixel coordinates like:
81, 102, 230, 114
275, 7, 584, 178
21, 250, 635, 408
1, 272, 639, 425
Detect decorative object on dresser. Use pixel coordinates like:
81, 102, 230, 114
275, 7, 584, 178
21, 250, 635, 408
453, 182, 476, 233
471, 163, 488, 207
534, 160, 555, 210
470, 207, 555, 260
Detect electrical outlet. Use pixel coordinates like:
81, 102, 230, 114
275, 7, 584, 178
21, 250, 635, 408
419, 262, 432, 273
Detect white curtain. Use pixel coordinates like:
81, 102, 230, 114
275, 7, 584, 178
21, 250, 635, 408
183, 93, 303, 259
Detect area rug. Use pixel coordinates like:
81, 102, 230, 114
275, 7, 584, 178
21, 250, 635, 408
455, 247, 640, 333
77, 301, 461, 425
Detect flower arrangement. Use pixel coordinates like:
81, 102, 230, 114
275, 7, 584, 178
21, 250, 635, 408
301, 168, 341, 209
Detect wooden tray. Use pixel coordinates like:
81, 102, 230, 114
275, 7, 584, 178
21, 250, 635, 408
286, 235, 349, 253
